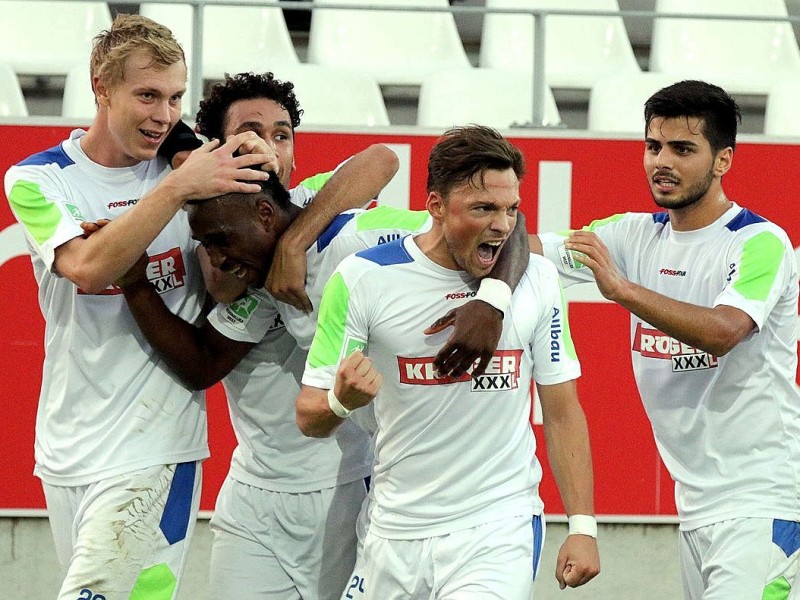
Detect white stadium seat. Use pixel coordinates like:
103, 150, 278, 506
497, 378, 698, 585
649, 0, 800, 95
417, 68, 560, 129
61, 64, 95, 120
0, 62, 28, 117
764, 79, 800, 137
0, 1, 112, 77
139, 3, 299, 83
588, 72, 678, 134
479, 0, 640, 90
307, 0, 471, 86
271, 65, 390, 127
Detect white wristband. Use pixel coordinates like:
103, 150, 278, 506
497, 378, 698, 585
568, 515, 597, 538
474, 278, 512, 316
327, 388, 352, 419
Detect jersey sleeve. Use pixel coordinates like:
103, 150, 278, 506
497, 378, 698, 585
290, 155, 382, 209
714, 226, 796, 330
289, 170, 332, 208
523, 257, 582, 385
302, 256, 373, 390
207, 288, 283, 343
4, 162, 86, 270
539, 213, 631, 287
324, 206, 430, 263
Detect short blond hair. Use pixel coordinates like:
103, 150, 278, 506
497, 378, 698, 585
90, 14, 185, 91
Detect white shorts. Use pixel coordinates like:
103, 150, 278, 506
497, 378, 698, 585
356, 514, 544, 600
679, 517, 800, 600
43, 461, 202, 600
209, 475, 368, 600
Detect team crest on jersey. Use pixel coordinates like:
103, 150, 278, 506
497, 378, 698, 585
65, 203, 84, 221
398, 349, 523, 391
633, 323, 718, 372
224, 294, 262, 327
341, 335, 367, 362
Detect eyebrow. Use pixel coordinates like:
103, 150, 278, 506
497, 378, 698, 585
644, 137, 699, 148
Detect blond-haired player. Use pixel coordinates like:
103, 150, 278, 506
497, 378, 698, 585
3, 14, 272, 599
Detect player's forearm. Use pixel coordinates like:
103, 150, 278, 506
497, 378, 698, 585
488, 211, 530, 290
611, 280, 753, 357
55, 192, 186, 293
122, 282, 225, 390
296, 385, 344, 438
540, 385, 595, 517
280, 144, 399, 251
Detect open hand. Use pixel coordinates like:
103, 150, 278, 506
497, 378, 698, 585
425, 300, 503, 379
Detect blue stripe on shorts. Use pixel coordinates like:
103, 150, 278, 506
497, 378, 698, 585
773, 519, 800, 557
532, 515, 543, 580
159, 462, 196, 545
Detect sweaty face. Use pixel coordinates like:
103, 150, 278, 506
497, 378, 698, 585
223, 97, 296, 188
433, 168, 520, 278
644, 116, 718, 211
97, 49, 186, 167
189, 199, 277, 288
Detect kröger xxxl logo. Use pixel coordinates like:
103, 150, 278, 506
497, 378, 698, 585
633, 322, 718, 372
398, 350, 523, 391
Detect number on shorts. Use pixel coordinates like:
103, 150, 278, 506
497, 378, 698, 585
77, 590, 106, 600
344, 575, 365, 598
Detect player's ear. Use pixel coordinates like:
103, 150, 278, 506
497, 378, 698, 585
93, 75, 111, 108
427, 191, 445, 220
256, 199, 276, 228
713, 147, 733, 177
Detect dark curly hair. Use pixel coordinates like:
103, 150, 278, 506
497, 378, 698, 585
195, 72, 303, 141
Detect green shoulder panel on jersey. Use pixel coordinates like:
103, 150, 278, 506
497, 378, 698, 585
308, 271, 351, 369
733, 231, 785, 301
552, 213, 626, 238
355, 205, 429, 231
581, 213, 626, 234
7, 180, 62, 244
298, 170, 334, 192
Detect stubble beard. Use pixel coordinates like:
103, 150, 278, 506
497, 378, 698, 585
651, 166, 715, 211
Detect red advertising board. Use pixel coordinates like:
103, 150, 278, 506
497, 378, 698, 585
1, 124, 798, 518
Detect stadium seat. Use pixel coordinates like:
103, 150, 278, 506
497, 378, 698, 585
61, 64, 95, 120
271, 65, 390, 127
306, 0, 471, 86
139, 3, 299, 81
478, 0, 640, 90
764, 79, 800, 137
0, 1, 112, 77
649, 0, 800, 95
417, 68, 560, 129
0, 62, 28, 117
587, 72, 678, 134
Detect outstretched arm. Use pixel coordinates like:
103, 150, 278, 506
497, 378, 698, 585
116, 256, 254, 390
428, 211, 531, 378
54, 134, 271, 294
267, 144, 399, 312
564, 230, 755, 356
538, 379, 600, 590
